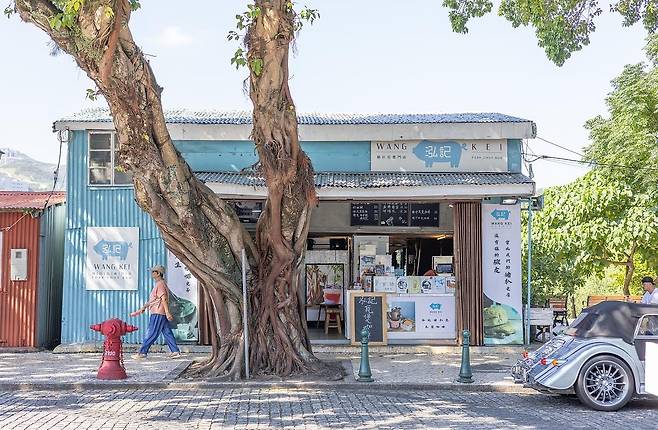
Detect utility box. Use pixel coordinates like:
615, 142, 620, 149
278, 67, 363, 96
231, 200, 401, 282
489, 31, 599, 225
10, 249, 28, 281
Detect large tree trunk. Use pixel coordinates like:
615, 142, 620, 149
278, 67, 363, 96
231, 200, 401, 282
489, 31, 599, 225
16, 0, 341, 380
244, 1, 338, 377
16, 0, 256, 380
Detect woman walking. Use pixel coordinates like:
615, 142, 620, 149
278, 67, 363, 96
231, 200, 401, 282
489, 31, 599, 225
130, 265, 181, 359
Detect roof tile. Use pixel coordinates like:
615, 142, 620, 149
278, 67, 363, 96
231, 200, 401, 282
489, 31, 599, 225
58, 108, 532, 126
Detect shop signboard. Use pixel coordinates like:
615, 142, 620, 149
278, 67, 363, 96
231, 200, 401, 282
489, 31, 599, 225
481, 204, 523, 345
371, 139, 508, 172
380, 202, 408, 226
85, 227, 139, 290
350, 292, 387, 345
350, 203, 379, 226
166, 251, 199, 342
409, 203, 440, 227
387, 295, 456, 339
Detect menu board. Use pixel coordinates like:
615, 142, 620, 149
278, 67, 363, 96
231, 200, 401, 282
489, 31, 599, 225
351, 203, 380, 226
380, 202, 409, 226
409, 203, 440, 227
350, 292, 387, 345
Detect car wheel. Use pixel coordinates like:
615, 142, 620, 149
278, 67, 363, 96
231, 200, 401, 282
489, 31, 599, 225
574, 354, 635, 411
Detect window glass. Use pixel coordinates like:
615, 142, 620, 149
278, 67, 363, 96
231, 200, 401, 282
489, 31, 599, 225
114, 168, 132, 185
90, 134, 111, 150
89, 151, 111, 168
89, 133, 132, 186
638, 315, 658, 336
89, 168, 112, 185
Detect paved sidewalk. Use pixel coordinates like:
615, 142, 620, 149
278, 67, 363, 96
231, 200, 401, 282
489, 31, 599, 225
0, 347, 527, 392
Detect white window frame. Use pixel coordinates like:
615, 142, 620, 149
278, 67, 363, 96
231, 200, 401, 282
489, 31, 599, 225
634, 313, 658, 339
87, 131, 132, 187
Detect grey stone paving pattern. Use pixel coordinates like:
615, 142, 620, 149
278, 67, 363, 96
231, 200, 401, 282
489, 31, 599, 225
0, 388, 657, 429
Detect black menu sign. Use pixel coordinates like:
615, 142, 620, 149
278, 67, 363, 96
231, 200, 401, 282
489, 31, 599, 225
350, 292, 387, 345
409, 203, 440, 227
351, 203, 380, 226
380, 202, 409, 226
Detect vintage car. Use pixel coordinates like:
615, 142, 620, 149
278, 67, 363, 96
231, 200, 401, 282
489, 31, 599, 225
512, 301, 658, 411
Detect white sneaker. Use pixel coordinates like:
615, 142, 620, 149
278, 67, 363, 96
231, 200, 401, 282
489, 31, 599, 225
168, 352, 181, 359
131, 353, 147, 360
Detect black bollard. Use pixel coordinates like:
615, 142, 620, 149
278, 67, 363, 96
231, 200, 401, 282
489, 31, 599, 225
457, 330, 473, 383
357, 327, 374, 382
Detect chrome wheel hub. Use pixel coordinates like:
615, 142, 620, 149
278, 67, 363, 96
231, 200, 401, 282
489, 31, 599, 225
584, 361, 628, 407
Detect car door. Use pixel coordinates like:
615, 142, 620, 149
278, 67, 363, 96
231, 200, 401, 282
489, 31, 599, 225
634, 314, 658, 395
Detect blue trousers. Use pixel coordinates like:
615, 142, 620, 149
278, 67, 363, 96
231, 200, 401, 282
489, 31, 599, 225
139, 314, 180, 355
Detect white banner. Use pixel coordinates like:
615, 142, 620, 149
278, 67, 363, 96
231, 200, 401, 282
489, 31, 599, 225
86, 227, 139, 290
371, 139, 507, 172
166, 251, 199, 342
482, 204, 523, 345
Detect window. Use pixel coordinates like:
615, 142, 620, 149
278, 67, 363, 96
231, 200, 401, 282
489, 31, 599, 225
88, 133, 132, 186
638, 315, 658, 336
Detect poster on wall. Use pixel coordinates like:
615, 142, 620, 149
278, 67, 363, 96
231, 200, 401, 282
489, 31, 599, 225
371, 139, 508, 172
86, 227, 139, 290
166, 251, 199, 342
482, 204, 523, 345
305, 263, 344, 305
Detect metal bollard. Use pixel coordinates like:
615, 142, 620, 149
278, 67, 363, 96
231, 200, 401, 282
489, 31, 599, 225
357, 327, 374, 382
457, 330, 473, 383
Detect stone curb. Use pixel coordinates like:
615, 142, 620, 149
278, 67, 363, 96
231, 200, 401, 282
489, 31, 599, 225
53, 343, 529, 355
0, 380, 534, 394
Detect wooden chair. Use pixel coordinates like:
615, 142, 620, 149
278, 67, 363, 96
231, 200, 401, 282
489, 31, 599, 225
325, 306, 343, 334
547, 297, 568, 326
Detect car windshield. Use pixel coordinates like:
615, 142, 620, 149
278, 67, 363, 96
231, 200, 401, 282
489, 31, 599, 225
563, 311, 596, 337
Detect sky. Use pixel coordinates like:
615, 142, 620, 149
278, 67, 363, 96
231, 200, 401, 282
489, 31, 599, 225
0, 0, 649, 189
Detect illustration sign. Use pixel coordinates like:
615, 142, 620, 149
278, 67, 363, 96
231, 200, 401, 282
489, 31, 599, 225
166, 251, 199, 342
387, 295, 456, 340
482, 204, 523, 345
371, 139, 508, 172
86, 227, 139, 290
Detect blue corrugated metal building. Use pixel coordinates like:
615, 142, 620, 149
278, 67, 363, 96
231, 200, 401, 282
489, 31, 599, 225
54, 109, 536, 346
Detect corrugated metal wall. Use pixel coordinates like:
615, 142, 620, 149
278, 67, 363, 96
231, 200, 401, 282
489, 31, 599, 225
61, 131, 166, 344
36, 204, 66, 348
0, 211, 40, 347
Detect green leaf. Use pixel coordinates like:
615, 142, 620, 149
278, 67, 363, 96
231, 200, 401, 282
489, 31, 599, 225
250, 57, 263, 76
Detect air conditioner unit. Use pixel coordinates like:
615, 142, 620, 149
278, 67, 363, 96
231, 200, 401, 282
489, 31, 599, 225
10, 249, 28, 281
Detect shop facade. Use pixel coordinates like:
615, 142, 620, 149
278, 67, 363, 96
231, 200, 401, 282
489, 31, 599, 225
55, 110, 535, 346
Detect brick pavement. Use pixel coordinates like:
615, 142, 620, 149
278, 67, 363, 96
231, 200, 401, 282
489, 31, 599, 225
0, 388, 657, 429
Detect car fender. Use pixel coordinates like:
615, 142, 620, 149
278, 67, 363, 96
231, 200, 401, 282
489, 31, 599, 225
533, 340, 641, 391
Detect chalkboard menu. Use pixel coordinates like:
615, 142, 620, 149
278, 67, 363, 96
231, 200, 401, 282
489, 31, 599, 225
233, 201, 264, 223
380, 202, 409, 226
351, 203, 380, 226
409, 203, 440, 227
350, 292, 387, 345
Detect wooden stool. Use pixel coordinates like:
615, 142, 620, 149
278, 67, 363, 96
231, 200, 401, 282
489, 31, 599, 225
325, 307, 342, 334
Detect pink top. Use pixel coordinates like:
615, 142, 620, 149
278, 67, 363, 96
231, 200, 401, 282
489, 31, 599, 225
148, 280, 169, 315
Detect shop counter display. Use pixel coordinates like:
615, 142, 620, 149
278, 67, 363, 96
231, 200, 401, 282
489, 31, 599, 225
345, 289, 456, 342
386, 294, 455, 340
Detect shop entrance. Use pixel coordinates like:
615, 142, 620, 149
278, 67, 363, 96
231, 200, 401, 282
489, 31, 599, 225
304, 232, 456, 344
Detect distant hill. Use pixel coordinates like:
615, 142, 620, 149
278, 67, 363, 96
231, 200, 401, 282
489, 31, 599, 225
0, 148, 66, 192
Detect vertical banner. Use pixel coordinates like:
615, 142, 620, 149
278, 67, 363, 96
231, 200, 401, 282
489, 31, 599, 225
166, 250, 199, 342
86, 227, 139, 290
482, 204, 523, 345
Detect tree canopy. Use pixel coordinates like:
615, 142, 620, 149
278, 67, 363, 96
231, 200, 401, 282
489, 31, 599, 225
444, 0, 658, 65
528, 36, 658, 302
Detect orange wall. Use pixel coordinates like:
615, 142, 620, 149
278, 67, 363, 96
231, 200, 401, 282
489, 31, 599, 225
0, 211, 40, 347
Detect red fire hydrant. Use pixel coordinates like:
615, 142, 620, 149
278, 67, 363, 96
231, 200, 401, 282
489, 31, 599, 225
90, 318, 138, 380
